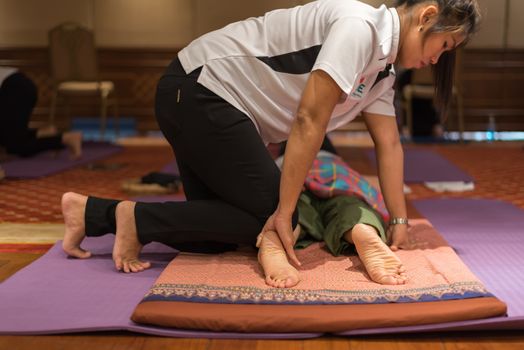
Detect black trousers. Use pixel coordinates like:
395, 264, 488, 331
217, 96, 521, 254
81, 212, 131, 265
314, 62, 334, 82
0, 72, 63, 157
85, 58, 298, 252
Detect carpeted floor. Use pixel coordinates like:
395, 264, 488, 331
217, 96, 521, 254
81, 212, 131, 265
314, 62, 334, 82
0, 142, 523, 225
338, 143, 524, 209
0, 146, 174, 223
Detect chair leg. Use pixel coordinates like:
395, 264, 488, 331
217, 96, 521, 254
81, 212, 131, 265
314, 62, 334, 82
49, 90, 58, 126
113, 97, 119, 138
100, 96, 108, 140
64, 96, 71, 130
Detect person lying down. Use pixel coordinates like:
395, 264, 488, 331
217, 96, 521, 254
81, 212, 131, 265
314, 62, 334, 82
61, 138, 407, 288
256, 139, 407, 287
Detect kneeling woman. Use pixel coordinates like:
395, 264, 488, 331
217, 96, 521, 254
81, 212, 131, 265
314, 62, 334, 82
62, 0, 480, 288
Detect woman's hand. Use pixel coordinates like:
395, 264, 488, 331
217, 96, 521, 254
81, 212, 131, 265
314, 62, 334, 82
387, 224, 410, 251
258, 209, 301, 267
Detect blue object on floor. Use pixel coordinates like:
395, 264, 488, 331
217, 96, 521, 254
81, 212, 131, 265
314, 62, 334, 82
71, 117, 137, 142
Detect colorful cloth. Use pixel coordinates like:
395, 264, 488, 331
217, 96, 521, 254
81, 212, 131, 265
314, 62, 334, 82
304, 152, 389, 222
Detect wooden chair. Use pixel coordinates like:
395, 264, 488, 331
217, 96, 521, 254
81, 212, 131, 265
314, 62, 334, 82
48, 22, 118, 139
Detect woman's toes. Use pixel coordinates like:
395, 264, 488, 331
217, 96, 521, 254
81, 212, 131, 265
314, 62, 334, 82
63, 244, 91, 259
73, 248, 91, 259
114, 258, 123, 271
119, 259, 150, 273
130, 262, 142, 273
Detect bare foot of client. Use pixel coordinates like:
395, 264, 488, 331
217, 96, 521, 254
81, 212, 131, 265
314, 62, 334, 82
62, 192, 91, 259
257, 228, 300, 288
113, 201, 151, 273
345, 223, 407, 285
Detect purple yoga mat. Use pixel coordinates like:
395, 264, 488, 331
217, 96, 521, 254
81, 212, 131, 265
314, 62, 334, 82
1, 142, 122, 179
366, 148, 473, 183
0, 199, 520, 337
161, 161, 179, 176
338, 198, 524, 335
0, 235, 319, 339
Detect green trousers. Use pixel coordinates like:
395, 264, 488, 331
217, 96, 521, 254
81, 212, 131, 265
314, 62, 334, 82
296, 191, 386, 256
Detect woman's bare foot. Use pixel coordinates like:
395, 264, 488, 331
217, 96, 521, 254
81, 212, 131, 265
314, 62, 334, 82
113, 201, 151, 273
61, 131, 83, 159
345, 223, 407, 285
62, 192, 91, 259
257, 229, 300, 288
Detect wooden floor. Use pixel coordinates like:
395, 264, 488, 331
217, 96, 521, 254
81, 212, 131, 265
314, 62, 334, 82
4, 254, 521, 350
1, 142, 524, 349
1, 333, 524, 350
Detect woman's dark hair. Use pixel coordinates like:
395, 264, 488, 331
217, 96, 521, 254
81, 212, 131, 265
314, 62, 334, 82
397, 0, 481, 118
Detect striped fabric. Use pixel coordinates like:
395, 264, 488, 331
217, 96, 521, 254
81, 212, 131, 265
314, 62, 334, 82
304, 153, 389, 222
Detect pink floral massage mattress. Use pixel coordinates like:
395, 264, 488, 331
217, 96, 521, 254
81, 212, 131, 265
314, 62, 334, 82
132, 219, 506, 332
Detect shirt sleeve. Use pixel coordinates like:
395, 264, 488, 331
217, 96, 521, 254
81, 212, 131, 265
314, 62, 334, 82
362, 82, 396, 117
312, 18, 373, 95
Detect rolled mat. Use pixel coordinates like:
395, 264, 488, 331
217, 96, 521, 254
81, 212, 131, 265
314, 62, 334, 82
131, 220, 505, 333
0, 142, 122, 179
366, 148, 473, 183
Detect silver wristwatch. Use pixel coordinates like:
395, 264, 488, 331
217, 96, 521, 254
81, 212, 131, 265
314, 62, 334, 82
389, 217, 409, 225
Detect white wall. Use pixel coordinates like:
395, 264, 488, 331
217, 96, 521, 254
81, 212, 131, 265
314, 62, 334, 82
0, 0, 92, 46
467, 0, 506, 48
93, 0, 194, 47
508, 0, 524, 48
0, 0, 518, 48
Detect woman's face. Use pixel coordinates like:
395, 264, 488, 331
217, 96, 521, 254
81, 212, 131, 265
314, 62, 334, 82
398, 29, 465, 69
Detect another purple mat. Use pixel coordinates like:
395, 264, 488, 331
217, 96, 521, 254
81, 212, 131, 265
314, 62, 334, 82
0, 199, 521, 337
1, 142, 122, 179
161, 161, 179, 176
339, 198, 524, 335
0, 235, 318, 339
366, 148, 473, 183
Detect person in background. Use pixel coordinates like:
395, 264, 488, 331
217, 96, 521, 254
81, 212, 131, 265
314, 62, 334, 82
0, 67, 82, 159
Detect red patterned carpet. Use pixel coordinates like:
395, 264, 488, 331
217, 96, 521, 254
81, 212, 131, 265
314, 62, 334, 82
0, 146, 174, 223
1, 142, 523, 224
404, 144, 524, 208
